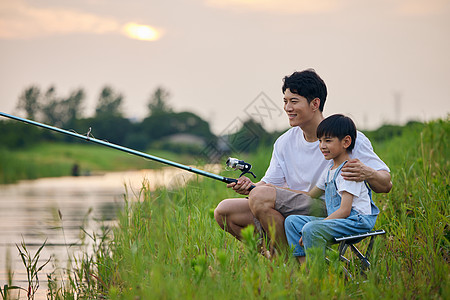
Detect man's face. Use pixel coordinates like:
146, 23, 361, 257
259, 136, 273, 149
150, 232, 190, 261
283, 89, 315, 127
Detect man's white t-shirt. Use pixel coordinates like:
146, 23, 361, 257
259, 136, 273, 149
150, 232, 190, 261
316, 167, 372, 215
261, 126, 389, 193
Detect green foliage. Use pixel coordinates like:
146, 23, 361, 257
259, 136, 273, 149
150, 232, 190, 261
74, 116, 133, 146
16, 239, 51, 299
226, 119, 283, 153
147, 86, 172, 116
363, 120, 424, 143
16, 86, 40, 120
95, 86, 124, 118
40, 86, 85, 128
141, 111, 215, 141
4, 118, 449, 299
0, 120, 43, 149
96, 118, 449, 299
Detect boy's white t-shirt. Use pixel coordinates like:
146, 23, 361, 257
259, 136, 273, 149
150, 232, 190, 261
316, 167, 372, 215
261, 126, 389, 193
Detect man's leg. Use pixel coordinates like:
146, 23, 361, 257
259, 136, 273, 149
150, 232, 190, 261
247, 186, 287, 247
214, 198, 255, 240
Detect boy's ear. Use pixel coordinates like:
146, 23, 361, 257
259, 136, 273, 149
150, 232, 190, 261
342, 135, 352, 149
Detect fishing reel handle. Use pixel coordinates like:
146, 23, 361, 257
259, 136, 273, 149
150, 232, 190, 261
222, 177, 255, 191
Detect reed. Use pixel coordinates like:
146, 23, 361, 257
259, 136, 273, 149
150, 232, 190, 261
15, 239, 51, 300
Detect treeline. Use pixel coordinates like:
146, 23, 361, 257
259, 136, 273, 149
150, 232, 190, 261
0, 85, 282, 159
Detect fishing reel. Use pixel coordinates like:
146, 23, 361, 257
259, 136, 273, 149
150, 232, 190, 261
226, 157, 256, 178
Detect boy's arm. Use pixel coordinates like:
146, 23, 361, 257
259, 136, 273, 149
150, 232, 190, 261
307, 186, 324, 199
324, 191, 353, 220
341, 158, 392, 193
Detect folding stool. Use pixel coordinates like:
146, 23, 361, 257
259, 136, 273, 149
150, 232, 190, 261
330, 229, 386, 277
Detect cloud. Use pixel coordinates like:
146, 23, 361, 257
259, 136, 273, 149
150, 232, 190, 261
0, 1, 119, 39
0, 1, 162, 41
395, 0, 450, 16
203, 0, 339, 14
203, 0, 450, 16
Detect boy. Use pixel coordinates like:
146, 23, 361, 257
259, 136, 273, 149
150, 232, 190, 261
284, 114, 380, 263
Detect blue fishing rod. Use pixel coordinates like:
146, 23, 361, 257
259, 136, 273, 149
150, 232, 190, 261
0, 112, 256, 188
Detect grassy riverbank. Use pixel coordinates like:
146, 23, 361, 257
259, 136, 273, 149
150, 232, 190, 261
0, 143, 197, 184
36, 118, 447, 299
3, 119, 449, 299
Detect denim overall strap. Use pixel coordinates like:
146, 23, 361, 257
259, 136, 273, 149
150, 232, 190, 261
364, 181, 380, 216
324, 161, 347, 216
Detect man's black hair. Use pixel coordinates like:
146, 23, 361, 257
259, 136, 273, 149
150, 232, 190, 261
317, 114, 356, 152
282, 69, 327, 112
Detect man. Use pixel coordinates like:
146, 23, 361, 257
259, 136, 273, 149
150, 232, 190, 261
214, 69, 392, 247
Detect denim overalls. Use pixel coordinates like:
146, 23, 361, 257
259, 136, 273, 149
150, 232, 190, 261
285, 161, 379, 257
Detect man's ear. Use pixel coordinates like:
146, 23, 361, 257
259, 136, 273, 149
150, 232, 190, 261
310, 98, 320, 112
342, 135, 352, 149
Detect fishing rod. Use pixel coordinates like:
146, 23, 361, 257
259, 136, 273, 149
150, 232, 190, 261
0, 112, 256, 189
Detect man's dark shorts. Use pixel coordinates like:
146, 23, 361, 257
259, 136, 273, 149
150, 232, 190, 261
253, 187, 327, 233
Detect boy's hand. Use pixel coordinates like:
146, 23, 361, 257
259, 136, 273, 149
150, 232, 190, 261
299, 237, 303, 247
226, 176, 253, 195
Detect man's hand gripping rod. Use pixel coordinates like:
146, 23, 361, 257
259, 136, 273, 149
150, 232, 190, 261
0, 112, 255, 190
226, 157, 257, 191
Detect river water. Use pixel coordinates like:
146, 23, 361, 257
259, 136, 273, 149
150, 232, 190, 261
0, 167, 210, 299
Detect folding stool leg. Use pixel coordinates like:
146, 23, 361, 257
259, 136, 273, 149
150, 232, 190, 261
365, 235, 376, 262
349, 244, 370, 270
338, 241, 350, 264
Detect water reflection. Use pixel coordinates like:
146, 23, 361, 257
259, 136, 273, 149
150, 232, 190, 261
0, 167, 203, 298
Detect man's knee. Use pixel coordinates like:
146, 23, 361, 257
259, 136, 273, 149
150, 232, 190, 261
214, 200, 228, 228
248, 186, 276, 215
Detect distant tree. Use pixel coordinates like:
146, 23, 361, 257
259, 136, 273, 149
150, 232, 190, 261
147, 86, 172, 116
64, 88, 85, 127
38, 86, 86, 128
76, 116, 132, 146
142, 111, 214, 142
95, 86, 124, 117
17, 86, 41, 119
40, 86, 61, 126
226, 119, 277, 152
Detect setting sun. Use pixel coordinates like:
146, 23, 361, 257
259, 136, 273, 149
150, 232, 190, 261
122, 22, 161, 41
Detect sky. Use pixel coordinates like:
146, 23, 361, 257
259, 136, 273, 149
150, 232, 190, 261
1, 0, 449, 134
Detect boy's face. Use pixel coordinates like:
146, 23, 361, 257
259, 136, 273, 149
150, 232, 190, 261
283, 89, 316, 127
318, 135, 350, 161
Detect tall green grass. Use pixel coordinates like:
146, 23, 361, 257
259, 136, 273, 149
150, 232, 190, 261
6, 119, 448, 299
43, 118, 447, 299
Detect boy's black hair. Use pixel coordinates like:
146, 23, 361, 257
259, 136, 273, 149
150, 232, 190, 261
282, 69, 327, 112
317, 114, 357, 152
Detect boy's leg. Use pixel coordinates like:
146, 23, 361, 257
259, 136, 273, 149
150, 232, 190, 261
301, 216, 376, 254
214, 198, 255, 240
284, 215, 321, 257
248, 186, 327, 247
